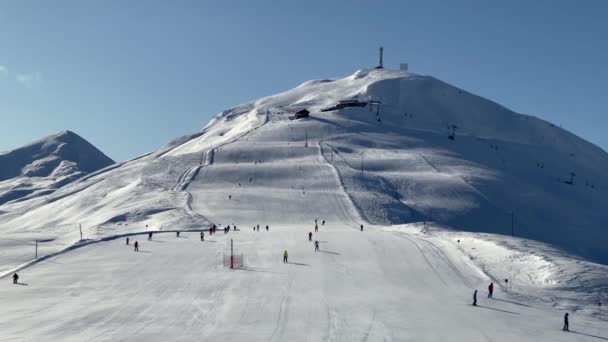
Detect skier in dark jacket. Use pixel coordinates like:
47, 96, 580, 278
488, 282, 494, 298
473, 290, 478, 306
315, 240, 319, 252
563, 313, 569, 331
266, 225, 269, 231
200, 232, 204, 241
134, 241, 139, 252
148, 232, 152, 240
308, 232, 313, 241
315, 224, 318, 232
360, 224, 363, 231
126, 237, 129, 245
12, 273, 18, 284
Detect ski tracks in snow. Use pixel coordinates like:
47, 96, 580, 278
392, 231, 472, 288
269, 277, 293, 342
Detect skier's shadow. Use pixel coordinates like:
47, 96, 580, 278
136, 250, 152, 253
476, 305, 518, 315
288, 262, 310, 266
15, 282, 29, 286
318, 250, 340, 255
571, 331, 608, 340
492, 298, 532, 307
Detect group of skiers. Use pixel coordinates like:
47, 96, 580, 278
124, 226, 215, 252
126, 237, 140, 251
252, 224, 269, 232
204, 224, 235, 235
282, 219, 327, 264
472, 282, 495, 306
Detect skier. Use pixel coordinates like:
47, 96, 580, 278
473, 290, 478, 306
266, 225, 269, 231
315, 224, 318, 232
200, 231, 204, 241
12, 273, 18, 284
308, 232, 313, 241
176, 231, 180, 237
148, 232, 152, 240
257, 224, 260, 231
488, 282, 494, 298
563, 313, 569, 331
283, 250, 288, 263
228, 194, 232, 200
134, 241, 139, 252
253, 226, 256, 231
315, 240, 319, 252
322, 220, 325, 225
360, 224, 363, 231
315, 218, 317, 225
126, 237, 129, 245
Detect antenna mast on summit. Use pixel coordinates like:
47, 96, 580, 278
378, 46, 384, 69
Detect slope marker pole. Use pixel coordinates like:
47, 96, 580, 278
511, 212, 515, 237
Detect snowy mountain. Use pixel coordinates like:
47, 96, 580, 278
0, 131, 115, 205
0, 68, 607, 340
0, 69, 607, 262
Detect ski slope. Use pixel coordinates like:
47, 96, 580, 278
1, 224, 606, 341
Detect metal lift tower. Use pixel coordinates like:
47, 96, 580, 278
376, 46, 384, 69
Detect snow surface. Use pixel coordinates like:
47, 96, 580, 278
1, 68, 607, 340
1, 225, 606, 340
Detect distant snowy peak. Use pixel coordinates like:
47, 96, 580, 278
0, 131, 114, 204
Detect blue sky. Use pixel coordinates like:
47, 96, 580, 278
1, 0, 607, 161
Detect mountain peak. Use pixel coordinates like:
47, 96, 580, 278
0, 131, 115, 204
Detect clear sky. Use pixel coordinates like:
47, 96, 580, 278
1, 0, 607, 161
